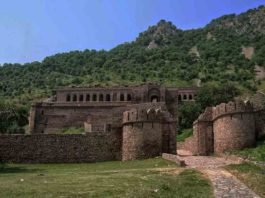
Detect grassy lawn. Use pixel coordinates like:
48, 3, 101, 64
0, 158, 213, 198
231, 139, 265, 162
177, 128, 193, 142
226, 163, 265, 198
61, 127, 85, 134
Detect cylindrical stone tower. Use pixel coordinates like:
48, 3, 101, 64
122, 107, 163, 161
213, 101, 256, 153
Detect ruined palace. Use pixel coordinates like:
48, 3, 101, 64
0, 84, 264, 163
0, 84, 197, 163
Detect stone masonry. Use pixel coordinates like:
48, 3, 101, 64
0, 84, 195, 163
179, 92, 265, 155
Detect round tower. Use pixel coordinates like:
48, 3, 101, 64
213, 100, 256, 153
122, 107, 164, 161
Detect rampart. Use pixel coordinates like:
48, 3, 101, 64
0, 133, 121, 163
122, 104, 177, 161
179, 100, 258, 155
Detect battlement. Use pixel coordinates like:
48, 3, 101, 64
122, 103, 175, 124
123, 107, 163, 124
212, 100, 253, 120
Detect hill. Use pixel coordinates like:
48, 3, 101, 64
1, 5, 265, 107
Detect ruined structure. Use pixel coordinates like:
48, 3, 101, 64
0, 84, 197, 163
179, 92, 265, 155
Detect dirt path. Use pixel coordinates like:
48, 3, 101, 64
177, 150, 260, 198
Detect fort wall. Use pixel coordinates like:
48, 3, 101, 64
179, 100, 258, 155
121, 104, 177, 161
212, 101, 256, 153
0, 133, 121, 163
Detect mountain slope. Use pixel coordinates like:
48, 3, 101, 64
1, 5, 265, 105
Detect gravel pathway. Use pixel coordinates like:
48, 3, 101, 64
177, 150, 260, 198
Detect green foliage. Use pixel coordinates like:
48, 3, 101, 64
178, 103, 201, 129
196, 83, 240, 110
231, 139, 265, 162
61, 127, 85, 134
177, 128, 193, 142
0, 99, 28, 134
178, 83, 240, 129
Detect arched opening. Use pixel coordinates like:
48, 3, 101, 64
148, 88, 160, 102
120, 94, 125, 101
151, 95, 159, 103
66, 94, 71, 102
183, 94, 187, 100
86, 94, 90, 101
106, 94, 111, 101
99, 94, 104, 101
73, 94, 77, 102
178, 95, 182, 101
79, 94, 84, 102
127, 94, 132, 101
189, 94, 193, 100
93, 94, 97, 101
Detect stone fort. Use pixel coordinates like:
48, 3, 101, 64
0, 84, 264, 163
0, 84, 197, 163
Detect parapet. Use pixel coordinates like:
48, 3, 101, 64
212, 100, 253, 120
196, 107, 213, 122
122, 103, 175, 124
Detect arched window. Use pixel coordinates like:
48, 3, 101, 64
178, 95, 181, 101
151, 96, 158, 103
99, 94, 104, 101
120, 94, 124, 101
127, 94, 132, 101
86, 94, 90, 101
106, 94, 111, 101
73, 94, 77, 102
93, 94, 97, 101
79, 94, 84, 102
183, 94, 187, 100
66, 94, 71, 102
189, 94, 193, 100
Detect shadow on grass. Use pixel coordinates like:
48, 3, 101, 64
0, 166, 42, 174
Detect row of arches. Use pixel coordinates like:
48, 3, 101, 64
178, 93, 196, 101
66, 93, 132, 102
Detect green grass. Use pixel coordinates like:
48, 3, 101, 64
232, 140, 265, 162
0, 158, 213, 198
177, 128, 193, 142
226, 163, 265, 198
61, 127, 85, 134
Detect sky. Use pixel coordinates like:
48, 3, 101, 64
0, 0, 264, 64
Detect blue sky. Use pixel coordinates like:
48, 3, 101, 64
0, 0, 264, 64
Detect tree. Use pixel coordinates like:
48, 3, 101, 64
178, 102, 201, 129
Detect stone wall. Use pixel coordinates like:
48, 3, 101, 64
179, 100, 258, 155
121, 104, 177, 161
213, 101, 255, 153
0, 133, 121, 163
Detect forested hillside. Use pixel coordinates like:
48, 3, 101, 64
0, 5, 265, 133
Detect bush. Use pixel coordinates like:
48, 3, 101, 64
178, 103, 201, 129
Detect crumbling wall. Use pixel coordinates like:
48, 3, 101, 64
179, 107, 213, 155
